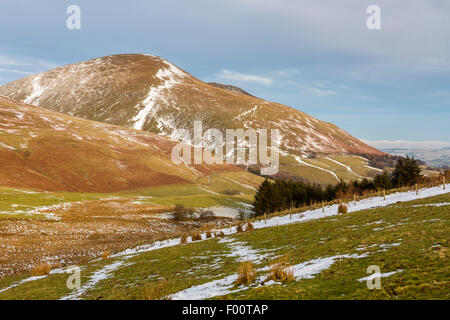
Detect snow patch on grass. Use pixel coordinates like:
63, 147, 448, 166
219, 238, 273, 264
326, 157, 362, 178
294, 156, 339, 182
170, 274, 240, 300
170, 252, 369, 300
0, 275, 47, 294
235, 105, 259, 120
60, 260, 129, 300
357, 269, 403, 282
411, 202, 450, 207
0, 142, 15, 150
291, 253, 368, 280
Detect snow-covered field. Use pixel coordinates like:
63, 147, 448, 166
1, 184, 448, 299
247, 184, 449, 231
169, 244, 402, 300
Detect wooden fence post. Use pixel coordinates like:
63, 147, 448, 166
444, 176, 446, 190
322, 201, 325, 213
415, 183, 418, 195
383, 189, 386, 200
353, 194, 356, 206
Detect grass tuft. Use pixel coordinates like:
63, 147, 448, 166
190, 230, 202, 241
338, 203, 348, 214
180, 233, 188, 244
31, 264, 52, 276
101, 250, 110, 260
246, 220, 254, 231
141, 280, 171, 300
236, 261, 256, 286
267, 256, 294, 283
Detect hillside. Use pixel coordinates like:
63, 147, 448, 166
0, 54, 384, 183
0, 185, 448, 299
0, 95, 254, 193
207, 82, 256, 97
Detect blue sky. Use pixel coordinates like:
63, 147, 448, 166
1, 0, 449, 146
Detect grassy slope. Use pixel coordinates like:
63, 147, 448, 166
1, 193, 448, 300
0, 187, 109, 220
0, 170, 263, 220
280, 154, 379, 185
0, 96, 252, 193
1, 95, 380, 191
330, 155, 379, 177
121, 171, 261, 208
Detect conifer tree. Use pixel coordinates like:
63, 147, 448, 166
374, 171, 392, 190
252, 179, 271, 216
392, 156, 421, 187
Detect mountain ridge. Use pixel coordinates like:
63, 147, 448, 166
0, 54, 386, 184
0, 54, 383, 157
207, 82, 256, 97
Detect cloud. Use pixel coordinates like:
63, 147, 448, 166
0, 53, 58, 70
275, 69, 301, 77
304, 85, 337, 96
0, 68, 33, 75
215, 69, 273, 86
362, 139, 450, 150
0, 53, 58, 84
0, 54, 29, 67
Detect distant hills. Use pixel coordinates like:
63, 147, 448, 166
381, 148, 450, 168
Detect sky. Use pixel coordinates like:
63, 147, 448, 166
0, 0, 449, 146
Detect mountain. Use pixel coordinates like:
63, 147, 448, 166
0, 54, 385, 183
0, 54, 382, 156
207, 82, 255, 97
0, 95, 247, 192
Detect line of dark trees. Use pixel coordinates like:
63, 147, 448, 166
252, 156, 424, 216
